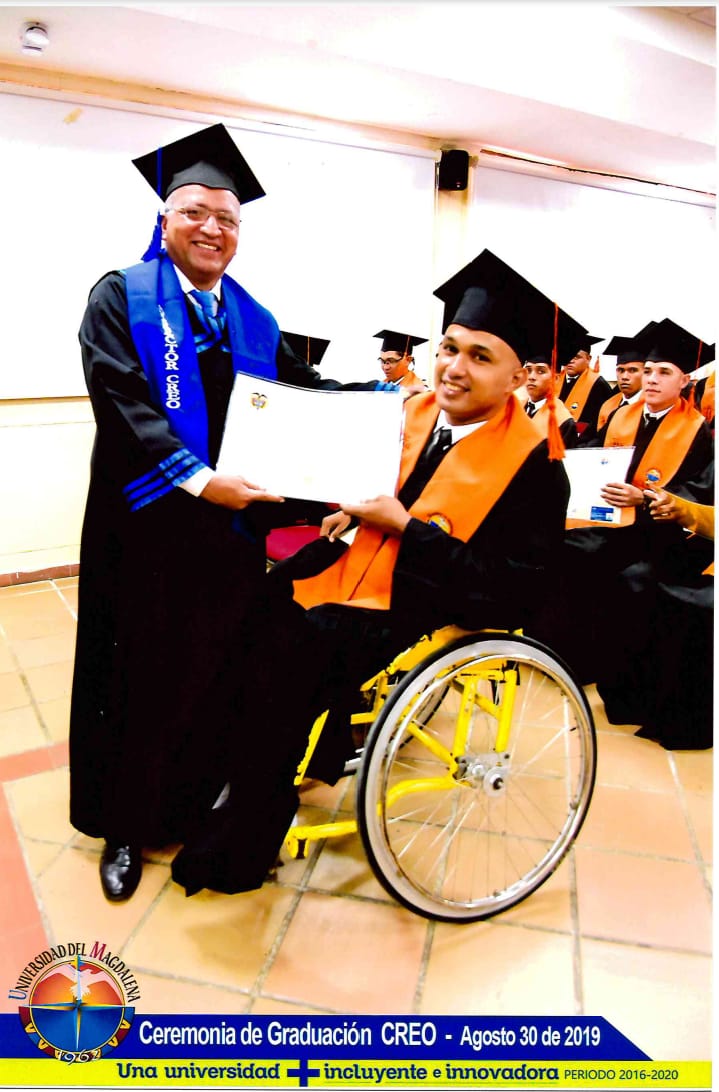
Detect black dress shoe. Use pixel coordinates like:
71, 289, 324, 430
100, 842, 142, 902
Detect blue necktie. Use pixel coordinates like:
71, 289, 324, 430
188, 289, 226, 351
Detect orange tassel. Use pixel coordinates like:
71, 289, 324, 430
592, 355, 600, 373
546, 303, 566, 461
546, 397, 566, 461
686, 383, 696, 410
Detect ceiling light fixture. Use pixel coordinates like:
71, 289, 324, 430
20, 21, 49, 56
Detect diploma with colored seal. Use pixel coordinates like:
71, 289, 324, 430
217, 372, 405, 504
563, 446, 636, 524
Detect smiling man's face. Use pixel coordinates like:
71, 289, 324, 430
434, 325, 524, 425
162, 183, 240, 289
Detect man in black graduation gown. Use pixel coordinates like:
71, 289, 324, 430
373, 329, 429, 390
169, 249, 573, 898
577, 327, 652, 445
557, 335, 612, 433
69, 124, 400, 902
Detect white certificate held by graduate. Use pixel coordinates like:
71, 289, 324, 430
563, 446, 635, 525
217, 372, 405, 504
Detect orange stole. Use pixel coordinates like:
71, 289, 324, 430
398, 371, 427, 390
293, 392, 542, 611
596, 391, 643, 431
558, 369, 602, 421
566, 399, 705, 530
532, 398, 573, 440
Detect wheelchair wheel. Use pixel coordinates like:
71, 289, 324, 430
356, 634, 596, 923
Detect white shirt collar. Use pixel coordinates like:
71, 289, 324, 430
645, 405, 673, 420
436, 410, 485, 443
174, 265, 222, 301
529, 397, 547, 411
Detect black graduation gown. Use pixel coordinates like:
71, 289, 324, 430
69, 272, 380, 846
170, 436, 571, 895
533, 415, 714, 684
596, 463, 714, 748
597, 567, 714, 749
559, 416, 580, 448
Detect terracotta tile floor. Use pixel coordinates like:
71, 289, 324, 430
0, 579, 712, 1061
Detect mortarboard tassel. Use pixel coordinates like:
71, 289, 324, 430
141, 211, 165, 262
546, 303, 566, 462
592, 355, 600, 373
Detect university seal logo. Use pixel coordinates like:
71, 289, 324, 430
12, 943, 139, 1063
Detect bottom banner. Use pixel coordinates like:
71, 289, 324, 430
0, 1058, 711, 1089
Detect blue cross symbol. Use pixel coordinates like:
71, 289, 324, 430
286, 1058, 321, 1087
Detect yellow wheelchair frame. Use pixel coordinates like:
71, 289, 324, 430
283, 626, 596, 923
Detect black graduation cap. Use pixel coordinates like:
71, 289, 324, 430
132, 123, 265, 204
638, 318, 715, 373
434, 249, 576, 364
603, 334, 648, 366
373, 330, 428, 355
564, 332, 604, 358
526, 315, 592, 368
281, 331, 331, 369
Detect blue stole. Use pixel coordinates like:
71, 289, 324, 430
122, 255, 279, 511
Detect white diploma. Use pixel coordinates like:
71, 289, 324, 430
564, 446, 636, 524
217, 372, 405, 504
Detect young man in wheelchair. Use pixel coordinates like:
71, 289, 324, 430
171, 249, 577, 897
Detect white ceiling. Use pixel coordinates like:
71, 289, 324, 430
0, 2, 715, 196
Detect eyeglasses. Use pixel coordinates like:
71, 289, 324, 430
378, 356, 404, 366
167, 205, 240, 232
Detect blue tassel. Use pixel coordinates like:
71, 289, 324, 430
141, 211, 165, 262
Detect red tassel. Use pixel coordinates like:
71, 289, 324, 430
551, 305, 558, 378
546, 303, 566, 461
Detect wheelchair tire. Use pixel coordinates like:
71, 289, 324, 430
356, 634, 596, 923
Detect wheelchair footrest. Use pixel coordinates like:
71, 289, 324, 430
284, 819, 358, 859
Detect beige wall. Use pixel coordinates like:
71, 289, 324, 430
0, 399, 94, 578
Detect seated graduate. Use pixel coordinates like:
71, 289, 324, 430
556, 332, 611, 434
534, 317, 715, 684
578, 325, 654, 444
596, 469, 714, 750
169, 248, 572, 897
374, 328, 429, 392
523, 327, 585, 449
